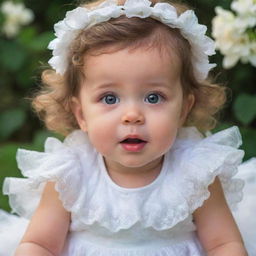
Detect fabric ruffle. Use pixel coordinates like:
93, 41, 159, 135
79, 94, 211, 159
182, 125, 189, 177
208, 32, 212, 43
3, 130, 95, 219
175, 126, 245, 214
3, 126, 245, 233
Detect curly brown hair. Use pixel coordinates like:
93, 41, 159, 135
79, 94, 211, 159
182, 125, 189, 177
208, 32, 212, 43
32, 0, 227, 136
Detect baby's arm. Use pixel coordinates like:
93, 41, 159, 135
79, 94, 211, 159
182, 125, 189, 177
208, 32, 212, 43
14, 182, 71, 256
193, 177, 247, 256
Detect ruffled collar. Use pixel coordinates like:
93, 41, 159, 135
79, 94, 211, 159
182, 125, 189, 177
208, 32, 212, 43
12, 125, 244, 232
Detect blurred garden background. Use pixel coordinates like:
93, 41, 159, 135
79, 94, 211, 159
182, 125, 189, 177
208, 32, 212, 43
0, 0, 255, 212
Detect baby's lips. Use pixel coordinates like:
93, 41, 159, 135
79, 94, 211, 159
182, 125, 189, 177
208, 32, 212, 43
121, 138, 147, 144
120, 135, 147, 144
120, 137, 147, 152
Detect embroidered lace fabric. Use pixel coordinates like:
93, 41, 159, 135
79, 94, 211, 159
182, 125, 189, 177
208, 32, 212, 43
0, 126, 250, 256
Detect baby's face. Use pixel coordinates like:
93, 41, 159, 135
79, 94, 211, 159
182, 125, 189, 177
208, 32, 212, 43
72, 46, 194, 171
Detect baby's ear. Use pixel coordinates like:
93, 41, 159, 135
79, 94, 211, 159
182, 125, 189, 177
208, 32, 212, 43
71, 96, 87, 132
179, 94, 195, 126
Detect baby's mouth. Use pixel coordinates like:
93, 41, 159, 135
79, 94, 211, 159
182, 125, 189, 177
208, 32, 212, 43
120, 138, 147, 144
120, 138, 147, 152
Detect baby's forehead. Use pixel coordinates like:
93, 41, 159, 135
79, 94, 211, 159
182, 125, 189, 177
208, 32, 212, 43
84, 31, 183, 72
83, 45, 182, 80
80, 46, 183, 95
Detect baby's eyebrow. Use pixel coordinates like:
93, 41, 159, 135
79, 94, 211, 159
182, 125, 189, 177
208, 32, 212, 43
96, 80, 170, 88
145, 80, 181, 91
146, 81, 170, 87
92, 82, 118, 90
90, 79, 177, 92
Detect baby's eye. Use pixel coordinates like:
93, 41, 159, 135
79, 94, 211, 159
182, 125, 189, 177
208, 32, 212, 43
145, 93, 163, 104
102, 94, 120, 105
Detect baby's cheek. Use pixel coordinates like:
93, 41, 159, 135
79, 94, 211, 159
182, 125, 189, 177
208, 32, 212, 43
152, 119, 179, 148
87, 126, 113, 155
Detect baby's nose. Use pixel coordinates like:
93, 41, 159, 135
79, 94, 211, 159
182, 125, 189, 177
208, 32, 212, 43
121, 107, 145, 125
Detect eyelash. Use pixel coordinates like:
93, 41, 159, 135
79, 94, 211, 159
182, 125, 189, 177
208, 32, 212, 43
98, 91, 167, 104
146, 91, 166, 102
101, 93, 119, 105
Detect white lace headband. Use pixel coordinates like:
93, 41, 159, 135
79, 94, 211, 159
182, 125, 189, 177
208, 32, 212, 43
48, 0, 216, 81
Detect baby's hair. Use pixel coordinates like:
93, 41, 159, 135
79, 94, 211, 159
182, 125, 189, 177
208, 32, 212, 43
32, 0, 227, 136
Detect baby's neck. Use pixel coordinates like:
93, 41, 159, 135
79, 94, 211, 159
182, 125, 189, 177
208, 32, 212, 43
104, 157, 164, 189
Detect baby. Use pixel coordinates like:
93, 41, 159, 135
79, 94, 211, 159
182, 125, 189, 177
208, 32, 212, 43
0, 0, 252, 255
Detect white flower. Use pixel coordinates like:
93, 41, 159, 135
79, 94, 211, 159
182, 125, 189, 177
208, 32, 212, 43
212, 8, 237, 44
231, 0, 256, 16
1, 1, 34, 38
64, 7, 90, 30
151, 3, 177, 24
53, 21, 70, 38
48, 0, 216, 80
212, 4, 256, 69
223, 55, 239, 68
124, 0, 152, 18
88, 5, 122, 26
231, 0, 256, 30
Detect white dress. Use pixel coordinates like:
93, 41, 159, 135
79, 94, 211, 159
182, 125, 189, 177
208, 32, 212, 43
0, 126, 255, 256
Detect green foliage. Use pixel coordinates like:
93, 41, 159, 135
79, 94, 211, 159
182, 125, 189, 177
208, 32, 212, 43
0, 143, 21, 211
0, 40, 28, 71
0, 0, 71, 211
240, 127, 256, 160
0, 108, 26, 140
28, 31, 55, 51
233, 94, 256, 125
0, 0, 71, 141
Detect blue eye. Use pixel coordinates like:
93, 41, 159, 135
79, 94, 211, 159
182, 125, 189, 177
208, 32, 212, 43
102, 94, 119, 104
145, 93, 162, 104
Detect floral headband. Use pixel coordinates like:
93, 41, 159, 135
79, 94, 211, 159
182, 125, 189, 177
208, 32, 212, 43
48, 0, 216, 81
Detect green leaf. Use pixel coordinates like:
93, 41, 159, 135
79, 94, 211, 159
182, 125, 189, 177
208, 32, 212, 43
18, 27, 37, 45
233, 94, 256, 125
16, 63, 37, 89
28, 31, 55, 51
0, 109, 26, 140
240, 127, 256, 160
0, 40, 27, 71
0, 144, 20, 177
212, 122, 233, 133
0, 142, 25, 211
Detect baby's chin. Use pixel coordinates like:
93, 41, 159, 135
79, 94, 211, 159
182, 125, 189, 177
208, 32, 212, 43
104, 154, 165, 172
